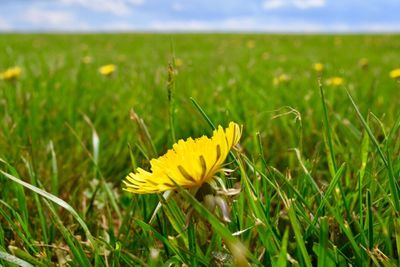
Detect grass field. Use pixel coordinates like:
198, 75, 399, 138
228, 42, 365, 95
0, 33, 399, 266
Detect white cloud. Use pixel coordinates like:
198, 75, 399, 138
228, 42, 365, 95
293, 0, 325, 9
234, 19, 323, 32
100, 21, 138, 31
342, 23, 400, 33
263, 0, 286, 9
0, 17, 12, 31
24, 8, 76, 26
263, 0, 325, 10
171, 3, 184, 12
148, 17, 324, 32
150, 20, 212, 31
22, 7, 90, 31
58, 0, 144, 16
126, 0, 145, 5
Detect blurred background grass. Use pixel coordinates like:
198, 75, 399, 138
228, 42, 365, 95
1, 34, 399, 189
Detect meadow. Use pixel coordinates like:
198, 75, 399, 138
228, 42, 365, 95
0, 33, 399, 266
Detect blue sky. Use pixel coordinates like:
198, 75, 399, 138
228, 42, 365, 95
0, 0, 399, 32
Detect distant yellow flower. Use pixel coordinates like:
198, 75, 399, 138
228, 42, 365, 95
389, 68, 400, 79
117, 54, 127, 62
313, 63, 324, 73
0, 66, 22, 81
82, 56, 93, 64
358, 58, 369, 69
124, 122, 242, 194
99, 64, 116, 76
174, 58, 184, 67
246, 40, 255, 49
326, 77, 344, 86
273, 73, 291, 86
262, 52, 270, 60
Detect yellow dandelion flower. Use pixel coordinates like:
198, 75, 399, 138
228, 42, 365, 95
98, 64, 116, 76
273, 73, 291, 86
124, 122, 242, 194
389, 68, 400, 79
246, 40, 255, 49
174, 58, 184, 67
262, 52, 270, 60
313, 63, 324, 73
358, 58, 369, 69
326, 76, 344, 86
82, 56, 93, 64
0, 66, 22, 81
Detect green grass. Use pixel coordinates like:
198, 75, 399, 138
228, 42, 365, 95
0, 33, 400, 266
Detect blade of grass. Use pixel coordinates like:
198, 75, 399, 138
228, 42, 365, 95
264, 165, 312, 211
188, 217, 198, 267
305, 163, 346, 237
0, 251, 34, 267
128, 143, 138, 170
319, 82, 350, 216
129, 109, 157, 157
326, 204, 362, 260
0, 159, 29, 229
190, 97, 216, 130
0, 222, 4, 249
0, 202, 38, 254
256, 132, 268, 172
385, 110, 400, 150
22, 157, 49, 254
291, 148, 322, 195
120, 250, 147, 266
0, 170, 98, 251
41, 198, 92, 266
395, 217, 400, 264
237, 155, 279, 257
8, 246, 48, 266
149, 190, 172, 224
135, 219, 189, 264
347, 90, 400, 212
286, 199, 312, 267
318, 81, 337, 176
167, 61, 176, 143
156, 192, 188, 247
358, 127, 369, 242
366, 190, 373, 250
317, 217, 328, 267
276, 228, 289, 267
176, 184, 257, 265
82, 115, 122, 220
48, 141, 59, 196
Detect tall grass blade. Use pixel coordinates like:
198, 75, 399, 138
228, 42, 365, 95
41, 198, 92, 266
317, 217, 328, 267
347, 90, 400, 212
0, 170, 98, 250
48, 141, 59, 196
167, 61, 176, 143
190, 97, 216, 130
188, 217, 198, 267
0, 251, 34, 267
22, 157, 50, 254
286, 199, 312, 267
306, 163, 346, 235
318, 82, 350, 216
276, 228, 289, 267
366, 190, 373, 250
